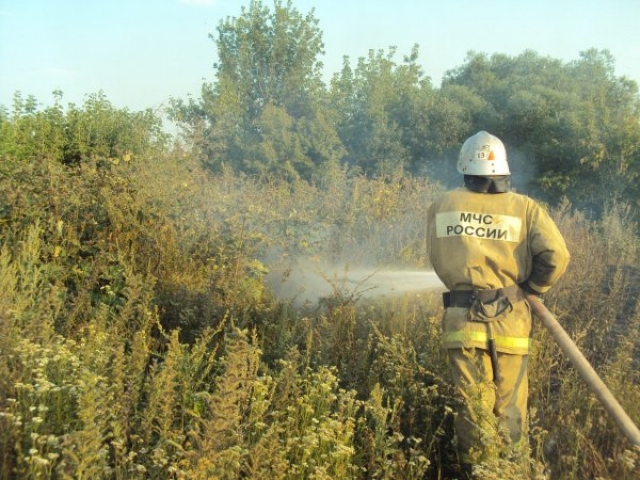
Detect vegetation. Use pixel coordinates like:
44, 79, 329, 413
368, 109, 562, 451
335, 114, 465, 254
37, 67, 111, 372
169, 1, 640, 221
1, 1, 640, 479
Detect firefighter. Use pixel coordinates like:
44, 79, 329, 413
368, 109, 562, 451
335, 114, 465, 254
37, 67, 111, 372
426, 131, 570, 471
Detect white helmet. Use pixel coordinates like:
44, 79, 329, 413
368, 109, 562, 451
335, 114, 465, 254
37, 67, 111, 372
457, 131, 510, 175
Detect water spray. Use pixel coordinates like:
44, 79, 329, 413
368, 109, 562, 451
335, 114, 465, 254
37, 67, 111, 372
265, 263, 444, 305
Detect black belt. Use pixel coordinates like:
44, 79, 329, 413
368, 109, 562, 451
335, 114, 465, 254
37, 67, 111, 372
442, 284, 524, 308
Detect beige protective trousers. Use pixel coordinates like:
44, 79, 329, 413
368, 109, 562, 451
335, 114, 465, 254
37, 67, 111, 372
448, 348, 528, 463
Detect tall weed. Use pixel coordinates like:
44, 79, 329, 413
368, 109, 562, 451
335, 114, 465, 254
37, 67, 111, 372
2, 146, 640, 479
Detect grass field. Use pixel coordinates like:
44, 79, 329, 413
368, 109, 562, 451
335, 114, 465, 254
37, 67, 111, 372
1, 152, 639, 479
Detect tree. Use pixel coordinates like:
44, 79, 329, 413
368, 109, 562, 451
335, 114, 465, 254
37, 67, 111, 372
0, 91, 65, 163
421, 84, 491, 185
0, 90, 166, 167
171, 0, 343, 181
329, 45, 435, 176
63, 91, 167, 165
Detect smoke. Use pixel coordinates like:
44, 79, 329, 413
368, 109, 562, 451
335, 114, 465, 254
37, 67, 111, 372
508, 146, 541, 197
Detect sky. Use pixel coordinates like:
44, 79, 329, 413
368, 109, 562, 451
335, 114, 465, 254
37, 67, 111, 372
1, 0, 639, 113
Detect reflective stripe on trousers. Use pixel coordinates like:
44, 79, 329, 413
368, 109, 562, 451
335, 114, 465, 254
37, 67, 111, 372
444, 330, 532, 351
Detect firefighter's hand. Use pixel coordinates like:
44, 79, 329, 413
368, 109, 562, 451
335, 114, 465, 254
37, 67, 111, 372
519, 282, 545, 303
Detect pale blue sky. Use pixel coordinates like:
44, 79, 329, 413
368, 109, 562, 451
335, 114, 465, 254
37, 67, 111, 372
1, 0, 639, 112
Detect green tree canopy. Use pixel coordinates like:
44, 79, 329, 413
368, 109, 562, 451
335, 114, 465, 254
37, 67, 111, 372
443, 49, 640, 211
167, 0, 640, 220
170, 0, 343, 182
0, 90, 166, 166
329, 45, 435, 176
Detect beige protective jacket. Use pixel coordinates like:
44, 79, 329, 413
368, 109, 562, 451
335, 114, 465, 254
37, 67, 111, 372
427, 187, 570, 354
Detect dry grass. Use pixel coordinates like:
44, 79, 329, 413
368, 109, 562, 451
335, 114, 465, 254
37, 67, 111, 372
1, 150, 639, 479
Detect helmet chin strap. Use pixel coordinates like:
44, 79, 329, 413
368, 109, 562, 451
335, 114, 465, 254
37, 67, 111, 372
464, 175, 511, 193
